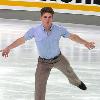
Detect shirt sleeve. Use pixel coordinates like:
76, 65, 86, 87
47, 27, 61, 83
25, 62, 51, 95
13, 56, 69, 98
60, 26, 71, 38
24, 27, 35, 41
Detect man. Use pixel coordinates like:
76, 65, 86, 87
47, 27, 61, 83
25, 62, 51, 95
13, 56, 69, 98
0, 7, 95, 100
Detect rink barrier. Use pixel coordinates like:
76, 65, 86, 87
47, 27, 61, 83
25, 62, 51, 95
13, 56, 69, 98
0, 0, 100, 12
0, 9, 100, 26
0, 0, 100, 26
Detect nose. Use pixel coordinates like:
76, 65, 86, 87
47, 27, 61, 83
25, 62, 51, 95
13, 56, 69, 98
45, 17, 50, 20
45, 18, 50, 22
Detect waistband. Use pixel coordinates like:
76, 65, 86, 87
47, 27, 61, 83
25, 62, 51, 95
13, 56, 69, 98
38, 52, 61, 64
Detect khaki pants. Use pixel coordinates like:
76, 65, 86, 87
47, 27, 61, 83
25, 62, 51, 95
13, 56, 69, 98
35, 54, 81, 100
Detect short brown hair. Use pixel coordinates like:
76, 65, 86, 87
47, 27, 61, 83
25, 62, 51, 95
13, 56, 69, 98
40, 7, 54, 16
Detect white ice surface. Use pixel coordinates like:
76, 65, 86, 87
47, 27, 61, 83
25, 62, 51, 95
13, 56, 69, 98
0, 18, 100, 100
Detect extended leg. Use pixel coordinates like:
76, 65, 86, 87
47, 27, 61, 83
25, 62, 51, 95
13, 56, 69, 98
54, 54, 87, 90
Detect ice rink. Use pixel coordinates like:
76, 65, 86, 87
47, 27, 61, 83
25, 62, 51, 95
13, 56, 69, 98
0, 18, 100, 100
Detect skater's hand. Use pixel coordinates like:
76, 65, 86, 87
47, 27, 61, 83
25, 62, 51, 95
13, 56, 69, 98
0, 48, 10, 58
84, 42, 95, 50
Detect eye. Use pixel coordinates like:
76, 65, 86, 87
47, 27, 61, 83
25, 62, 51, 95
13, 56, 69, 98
43, 16, 52, 18
43, 16, 47, 18
48, 16, 52, 18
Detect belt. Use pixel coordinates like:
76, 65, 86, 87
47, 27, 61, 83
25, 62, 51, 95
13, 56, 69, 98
39, 52, 61, 62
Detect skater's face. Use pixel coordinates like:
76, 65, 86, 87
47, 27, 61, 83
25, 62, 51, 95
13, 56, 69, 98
40, 13, 53, 29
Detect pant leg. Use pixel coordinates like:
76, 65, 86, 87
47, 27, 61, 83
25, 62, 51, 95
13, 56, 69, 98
35, 62, 53, 100
54, 54, 81, 86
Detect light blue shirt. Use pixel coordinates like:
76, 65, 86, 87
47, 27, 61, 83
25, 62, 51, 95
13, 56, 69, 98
24, 24, 70, 59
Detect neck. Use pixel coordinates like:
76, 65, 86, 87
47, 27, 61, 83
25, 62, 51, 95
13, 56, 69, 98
43, 24, 52, 31
45, 27, 50, 32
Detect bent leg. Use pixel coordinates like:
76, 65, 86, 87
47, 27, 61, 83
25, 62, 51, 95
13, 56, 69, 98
54, 54, 81, 86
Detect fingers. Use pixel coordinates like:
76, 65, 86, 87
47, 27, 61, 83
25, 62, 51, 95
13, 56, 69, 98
90, 42, 95, 49
0, 49, 9, 58
2, 52, 8, 58
88, 42, 95, 50
85, 42, 95, 50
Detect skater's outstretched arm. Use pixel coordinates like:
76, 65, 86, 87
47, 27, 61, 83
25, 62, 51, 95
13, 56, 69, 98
68, 33, 95, 50
0, 36, 25, 58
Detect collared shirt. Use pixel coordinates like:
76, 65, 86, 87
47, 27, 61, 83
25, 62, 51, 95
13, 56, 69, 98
24, 23, 71, 59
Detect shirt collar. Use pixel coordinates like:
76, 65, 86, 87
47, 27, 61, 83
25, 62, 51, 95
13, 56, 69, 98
41, 23, 54, 31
